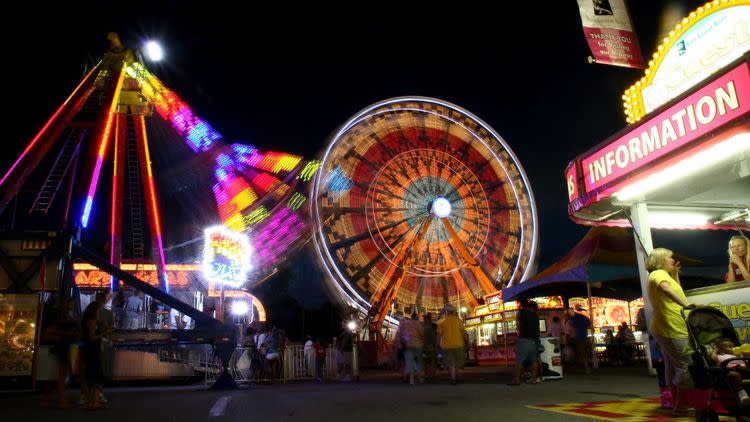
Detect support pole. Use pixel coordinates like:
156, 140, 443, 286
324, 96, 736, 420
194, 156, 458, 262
630, 202, 655, 375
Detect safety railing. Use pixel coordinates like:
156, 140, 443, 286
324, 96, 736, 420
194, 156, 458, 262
207, 344, 359, 385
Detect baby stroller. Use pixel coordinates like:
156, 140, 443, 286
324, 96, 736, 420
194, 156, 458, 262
682, 306, 750, 422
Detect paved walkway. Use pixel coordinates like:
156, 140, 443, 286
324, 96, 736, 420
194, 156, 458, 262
1, 365, 706, 422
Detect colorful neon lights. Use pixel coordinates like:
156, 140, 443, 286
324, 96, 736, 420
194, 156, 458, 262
298, 160, 321, 182
81, 66, 126, 228
0, 65, 99, 189
138, 117, 170, 292
249, 207, 305, 270
126, 63, 220, 152
202, 226, 252, 287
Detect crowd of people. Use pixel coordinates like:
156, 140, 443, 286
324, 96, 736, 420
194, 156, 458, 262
393, 303, 469, 385
33, 234, 748, 413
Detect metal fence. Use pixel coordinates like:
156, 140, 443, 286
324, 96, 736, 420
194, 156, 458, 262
205, 344, 359, 385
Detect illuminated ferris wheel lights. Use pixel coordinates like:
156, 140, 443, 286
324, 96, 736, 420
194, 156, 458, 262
431, 197, 452, 218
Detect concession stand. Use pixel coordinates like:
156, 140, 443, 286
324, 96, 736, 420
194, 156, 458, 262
565, 0, 749, 408
465, 293, 564, 366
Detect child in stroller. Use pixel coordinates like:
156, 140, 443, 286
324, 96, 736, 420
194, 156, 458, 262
684, 306, 750, 422
710, 339, 750, 407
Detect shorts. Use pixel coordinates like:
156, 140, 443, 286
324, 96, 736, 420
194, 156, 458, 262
443, 348, 465, 369
516, 338, 539, 365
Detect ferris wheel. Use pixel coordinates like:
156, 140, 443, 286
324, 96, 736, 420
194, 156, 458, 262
311, 97, 538, 330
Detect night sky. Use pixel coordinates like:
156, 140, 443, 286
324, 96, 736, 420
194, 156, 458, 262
3, 1, 734, 336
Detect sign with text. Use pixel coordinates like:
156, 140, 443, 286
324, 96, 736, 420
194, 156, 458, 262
687, 284, 750, 344
73, 263, 200, 289
202, 226, 252, 288
565, 162, 579, 203
642, 6, 750, 114
582, 62, 750, 192
576, 0, 644, 68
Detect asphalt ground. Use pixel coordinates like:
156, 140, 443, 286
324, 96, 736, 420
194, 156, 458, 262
1, 365, 670, 422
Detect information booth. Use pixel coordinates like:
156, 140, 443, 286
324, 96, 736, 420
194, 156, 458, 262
565, 1, 750, 346
564, 0, 750, 409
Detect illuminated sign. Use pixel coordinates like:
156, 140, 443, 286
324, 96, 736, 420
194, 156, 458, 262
483, 313, 504, 323
565, 162, 579, 203
624, 5, 750, 121
73, 263, 200, 289
583, 62, 750, 192
484, 292, 503, 311
474, 305, 490, 316
465, 317, 482, 326
530, 296, 565, 310
202, 226, 252, 288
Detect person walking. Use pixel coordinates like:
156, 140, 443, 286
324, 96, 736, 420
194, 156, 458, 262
422, 313, 438, 381
303, 335, 314, 377
646, 247, 697, 416
95, 291, 113, 404
566, 305, 592, 373
396, 311, 424, 385
313, 338, 326, 382
80, 299, 105, 409
509, 299, 541, 385
437, 304, 466, 385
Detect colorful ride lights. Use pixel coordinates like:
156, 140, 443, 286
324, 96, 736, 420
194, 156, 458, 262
202, 226, 252, 287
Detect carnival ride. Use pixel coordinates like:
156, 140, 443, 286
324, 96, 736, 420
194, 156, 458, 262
0, 33, 317, 386
0, 34, 539, 357
311, 98, 538, 338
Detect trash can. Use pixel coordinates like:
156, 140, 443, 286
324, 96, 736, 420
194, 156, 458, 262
539, 337, 563, 380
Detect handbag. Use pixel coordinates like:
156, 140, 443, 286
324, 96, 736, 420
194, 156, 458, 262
265, 352, 280, 360
236, 350, 251, 371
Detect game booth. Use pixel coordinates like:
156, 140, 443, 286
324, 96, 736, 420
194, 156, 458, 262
564, 0, 749, 410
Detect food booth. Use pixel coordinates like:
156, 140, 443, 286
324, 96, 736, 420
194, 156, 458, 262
465, 293, 565, 366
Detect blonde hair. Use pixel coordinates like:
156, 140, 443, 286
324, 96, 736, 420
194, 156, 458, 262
728, 235, 750, 261
646, 248, 673, 272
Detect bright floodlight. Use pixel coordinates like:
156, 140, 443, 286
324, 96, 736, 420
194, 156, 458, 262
144, 40, 164, 61
432, 197, 452, 218
231, 301, 250, 316
347, 321, 357, 331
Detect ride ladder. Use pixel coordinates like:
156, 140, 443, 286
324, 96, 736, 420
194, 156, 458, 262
29, 127, 86, 214
125, 118, 146, 259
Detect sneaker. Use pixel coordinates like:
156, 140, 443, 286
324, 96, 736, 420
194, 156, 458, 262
672, 407, 695, 416
740, 396, 750, 407
99, 393, 108, 404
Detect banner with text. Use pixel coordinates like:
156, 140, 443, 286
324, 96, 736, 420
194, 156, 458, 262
577, 0, 644, 69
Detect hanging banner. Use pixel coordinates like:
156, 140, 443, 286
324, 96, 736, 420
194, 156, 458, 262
577, 0, 644, 69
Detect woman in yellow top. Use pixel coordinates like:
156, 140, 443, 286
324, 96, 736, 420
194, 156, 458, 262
646, 248, 696, 416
